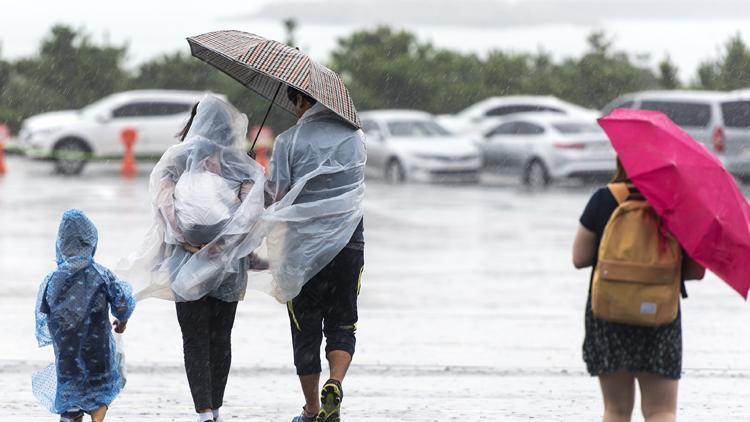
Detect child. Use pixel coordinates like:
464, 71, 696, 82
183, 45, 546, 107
34, 209, 136, 422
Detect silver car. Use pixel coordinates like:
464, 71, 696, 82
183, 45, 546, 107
479, 113, 615, 186
360, 110, 482, 184
603, 90, 750, 181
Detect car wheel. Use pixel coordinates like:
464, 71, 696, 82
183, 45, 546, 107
523, 159, 550, 188
385, 159, 406, 184
53, 138, 90, 175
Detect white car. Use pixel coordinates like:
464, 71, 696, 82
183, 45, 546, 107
360, 110, 482, 183
479, 113, 616, 186
438, 96, 599, 134
19, 90, 221, 174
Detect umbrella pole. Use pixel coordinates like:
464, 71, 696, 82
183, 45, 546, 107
251, 82, 283, 152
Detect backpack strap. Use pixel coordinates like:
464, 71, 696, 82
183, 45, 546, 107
607, 183, 631, 204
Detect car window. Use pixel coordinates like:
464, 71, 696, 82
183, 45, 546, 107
485, 105, 564, 117
387, 120, 450, 137
601, 99, 634, 115
639, 101, 712, 127
721, 101, 750, 128
515, 122, 545, 135
112, 102, 193, 118
486, 122, 517, 137
361, 119, 381, 135
487, 121, 544, 136
552, 123, 603, 134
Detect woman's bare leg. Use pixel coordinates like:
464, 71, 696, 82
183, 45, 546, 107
636, 372, 678, 422
599, 370, 636, 422
89, 405, 107, 422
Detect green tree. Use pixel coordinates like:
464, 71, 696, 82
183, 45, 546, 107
553, 31, 658, 109
696, 34, 750, 90
657, 55, 681, 89
283, 18, 298, 47
0, 25, 128, 129
132, 51, 295, 134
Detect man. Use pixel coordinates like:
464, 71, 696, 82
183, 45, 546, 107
266, 86, 365, 422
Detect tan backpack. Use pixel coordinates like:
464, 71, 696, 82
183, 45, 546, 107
592, 183, 683, 326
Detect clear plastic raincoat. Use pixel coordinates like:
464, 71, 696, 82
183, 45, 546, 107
121, 95, 266, 302
33, 209, 136, 414
236, 103, 366, 302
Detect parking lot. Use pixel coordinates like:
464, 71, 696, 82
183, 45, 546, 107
2, 155, 750, 421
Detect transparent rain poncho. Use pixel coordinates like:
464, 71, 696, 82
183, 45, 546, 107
121, 95, 266, 302
33, 209, 136, 414
235, 104, 366, 302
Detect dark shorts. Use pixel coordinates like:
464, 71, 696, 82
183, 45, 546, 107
287, 247, 364, 375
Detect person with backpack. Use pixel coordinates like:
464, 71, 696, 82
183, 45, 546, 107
572, 159, 705, 422
121, 95, 267, 422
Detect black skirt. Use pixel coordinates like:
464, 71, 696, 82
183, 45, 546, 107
583, 294, 682, 380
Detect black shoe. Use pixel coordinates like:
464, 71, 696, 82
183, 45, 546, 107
317, 379, 343, 422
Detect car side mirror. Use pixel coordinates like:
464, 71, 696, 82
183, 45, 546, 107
96, 113, 111, 123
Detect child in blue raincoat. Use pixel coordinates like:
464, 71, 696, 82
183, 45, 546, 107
34, 209, 136, 422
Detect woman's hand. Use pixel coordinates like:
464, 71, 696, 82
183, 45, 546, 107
182, 242, 203, 254
113, 319, 128, 334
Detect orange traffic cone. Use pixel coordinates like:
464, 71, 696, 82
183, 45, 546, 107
256, 145, 269, 175
0, 123, 8, 176
120, 128, 138, 178
0, 142, 6, 176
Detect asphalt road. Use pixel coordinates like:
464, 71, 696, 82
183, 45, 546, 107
1, 156, 749, 421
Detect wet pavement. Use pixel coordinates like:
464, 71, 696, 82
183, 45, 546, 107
1, 156, 750, 421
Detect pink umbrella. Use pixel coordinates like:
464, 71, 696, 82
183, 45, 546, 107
599, 108, 750, 299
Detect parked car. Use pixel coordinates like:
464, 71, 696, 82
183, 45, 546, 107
437, 96, 599, 134
602, 90, 750, 180
478, 113, 616, 186
19, 90, 221, 174
360, 110, 482, 183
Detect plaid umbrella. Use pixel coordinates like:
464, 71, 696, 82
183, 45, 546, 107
187, 30, 361, 136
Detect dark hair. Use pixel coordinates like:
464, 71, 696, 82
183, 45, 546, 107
177, 103, 199, 142
286, 86, 317, 106
610, 157, 630, 183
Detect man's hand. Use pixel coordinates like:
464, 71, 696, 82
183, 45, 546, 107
113, 319, 128, 334
182, 242, 203, 254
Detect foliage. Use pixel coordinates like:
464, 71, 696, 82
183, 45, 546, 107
696, 34, 750, 90
1, 24, 749, 133
330, 28, 660, 113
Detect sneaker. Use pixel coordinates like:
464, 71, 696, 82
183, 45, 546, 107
317, 379, 343, 422
291, 407, 317, 422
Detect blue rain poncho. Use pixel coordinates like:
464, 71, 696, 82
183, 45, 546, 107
234, 103, 366, 302
120, 95, 266, 302
33, 209, 136, 414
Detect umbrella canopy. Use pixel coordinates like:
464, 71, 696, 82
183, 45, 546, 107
599, 108, 750, 298
187, 30, 361, 129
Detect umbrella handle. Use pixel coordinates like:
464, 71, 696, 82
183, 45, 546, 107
251, 81, 283, 152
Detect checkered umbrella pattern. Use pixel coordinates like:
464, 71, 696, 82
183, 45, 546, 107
187, 30, 361, 128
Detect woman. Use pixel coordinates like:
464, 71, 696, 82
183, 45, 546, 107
124, 95, 266, 422
572, 159, 705, 422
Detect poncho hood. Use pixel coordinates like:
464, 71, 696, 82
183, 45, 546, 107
56, 208, 98, 265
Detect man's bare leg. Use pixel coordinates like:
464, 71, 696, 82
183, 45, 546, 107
327, 350, 352, 382
299, 373, 321, 415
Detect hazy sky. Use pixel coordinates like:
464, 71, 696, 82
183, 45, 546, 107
2, 0, 749, 82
